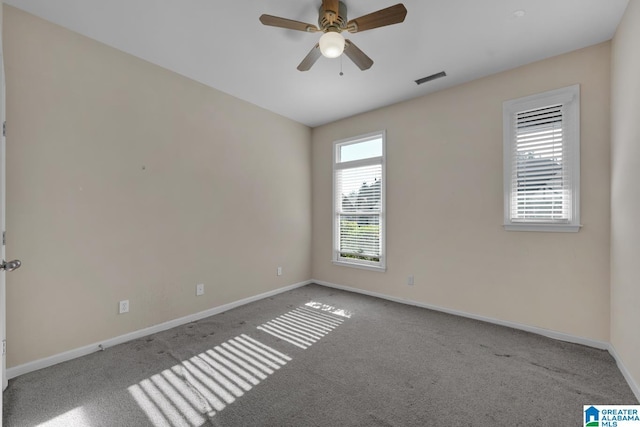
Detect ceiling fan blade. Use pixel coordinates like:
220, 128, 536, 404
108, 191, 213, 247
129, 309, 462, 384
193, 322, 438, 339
343, 39, 373, 70
297, 44, 322, 71
259, 14, 319, 32
347, 3, 407, 33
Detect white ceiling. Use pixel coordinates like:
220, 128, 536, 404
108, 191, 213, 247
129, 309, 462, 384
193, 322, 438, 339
4, 0, 629, 127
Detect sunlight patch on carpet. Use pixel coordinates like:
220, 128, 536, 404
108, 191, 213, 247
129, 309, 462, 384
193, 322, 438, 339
305, 301, 353, 318
128, 334, 290, 426
35, 406, 92, 427
257, 302, 350, 349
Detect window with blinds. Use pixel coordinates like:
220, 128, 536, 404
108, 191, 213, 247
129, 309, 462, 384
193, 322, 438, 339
503, 85, 580, 232
333, 132, 386, 270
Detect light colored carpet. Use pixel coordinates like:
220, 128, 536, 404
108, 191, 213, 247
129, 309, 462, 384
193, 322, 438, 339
3, 284, 637, 426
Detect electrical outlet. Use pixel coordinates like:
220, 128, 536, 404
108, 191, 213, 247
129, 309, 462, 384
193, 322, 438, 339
196, 283, 205, 296
119, 300, 129, 314
277, 267, 282, 276
407, 275, 414, 286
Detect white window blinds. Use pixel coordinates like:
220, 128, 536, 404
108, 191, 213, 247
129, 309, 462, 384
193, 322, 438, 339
511, 104, 570, 222
503, 85, 580, 232
336, 163, 382, 261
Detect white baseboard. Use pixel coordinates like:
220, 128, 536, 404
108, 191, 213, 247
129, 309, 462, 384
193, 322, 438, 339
608, 344, 640, 402
7, 280, 312, 380
9, 277, 639, 404
313, 279, 610, 350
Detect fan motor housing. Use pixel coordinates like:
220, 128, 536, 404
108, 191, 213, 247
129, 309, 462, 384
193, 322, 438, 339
319, 1, 348, 31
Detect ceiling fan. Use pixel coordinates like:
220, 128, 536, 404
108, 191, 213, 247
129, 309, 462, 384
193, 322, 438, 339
259, 1, 407, 71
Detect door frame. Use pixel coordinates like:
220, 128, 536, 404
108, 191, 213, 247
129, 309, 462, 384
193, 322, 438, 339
1, 3, 7, 426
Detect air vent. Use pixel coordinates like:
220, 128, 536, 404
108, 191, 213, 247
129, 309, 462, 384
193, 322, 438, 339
415, 71, 447, 85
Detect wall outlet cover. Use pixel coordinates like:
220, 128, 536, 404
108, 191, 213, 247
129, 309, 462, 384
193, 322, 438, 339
118, 300, 129, 314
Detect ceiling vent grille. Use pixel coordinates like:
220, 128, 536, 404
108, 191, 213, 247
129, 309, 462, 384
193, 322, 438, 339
415, 71, 447, 85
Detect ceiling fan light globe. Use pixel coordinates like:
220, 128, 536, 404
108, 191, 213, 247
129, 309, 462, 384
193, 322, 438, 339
319, 32, 345, 58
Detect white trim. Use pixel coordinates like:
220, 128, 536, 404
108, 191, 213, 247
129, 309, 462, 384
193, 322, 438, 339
334, 130, 386, 148
608, 344, 640, 402
9, 278, 639, 404
503, 224, 581, 232
332, 130, 386, 270
6, 280, 311, 380
312, 279, 609, 349
332, 260, 386, 272
335, 156, 382, 170
503, 84, 581, 232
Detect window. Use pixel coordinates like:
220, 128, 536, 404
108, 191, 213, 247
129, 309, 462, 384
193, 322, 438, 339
503, 85, 580, 232
333, 131, 385, 270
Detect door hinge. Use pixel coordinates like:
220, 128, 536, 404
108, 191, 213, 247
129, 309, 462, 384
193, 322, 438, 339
2, 121, 5, 137
2, 340, 6, 356
2, 231, 5, 246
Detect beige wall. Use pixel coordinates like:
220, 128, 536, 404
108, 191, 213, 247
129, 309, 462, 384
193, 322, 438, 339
3, 6, 311, 367
312, 43, 612, 342
611, 1, 640, 395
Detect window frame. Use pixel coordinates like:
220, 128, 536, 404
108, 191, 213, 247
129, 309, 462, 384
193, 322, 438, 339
332, 130, 386, 271
503, 84, 581, 232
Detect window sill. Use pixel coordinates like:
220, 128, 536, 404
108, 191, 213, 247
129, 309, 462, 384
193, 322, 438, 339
503, 223, 581, 233
332, 260, 386, 272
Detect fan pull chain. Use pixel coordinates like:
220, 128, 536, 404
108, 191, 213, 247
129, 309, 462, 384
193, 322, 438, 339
339, 54, 344, 76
